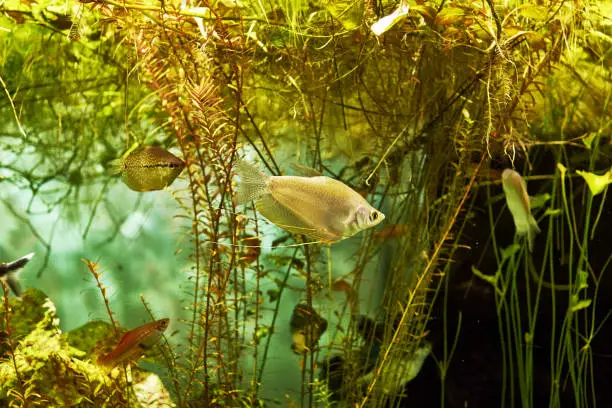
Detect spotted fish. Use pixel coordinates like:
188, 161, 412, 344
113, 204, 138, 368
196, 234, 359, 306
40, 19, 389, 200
112, 146, 185, 192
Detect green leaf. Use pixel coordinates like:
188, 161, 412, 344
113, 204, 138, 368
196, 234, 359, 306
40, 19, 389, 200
570, 298, 592, 312
435, 7, 465, 26
471, 266, 503, 296
500, 244, 521, 261
471, 266, 497, 285
576, 168, 612, 196
544, 208, 562, 217
324, 0, 365, 30
577, 269, 589, 291
518, 5, 548, 20
530, 193, 551, 209
582, 133, 597, 149
557, 163, 567, 177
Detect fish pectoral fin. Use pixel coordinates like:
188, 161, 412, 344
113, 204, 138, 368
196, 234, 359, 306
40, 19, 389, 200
256, 195, 341, 243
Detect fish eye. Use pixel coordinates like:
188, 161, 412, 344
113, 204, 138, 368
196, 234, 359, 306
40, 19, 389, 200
369, 211, 379, 222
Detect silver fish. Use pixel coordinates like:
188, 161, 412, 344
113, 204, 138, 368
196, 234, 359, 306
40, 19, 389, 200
236, 161, 385, 243
0, 252, 34, 298
112, 146, 185, 192
501, 169, 540, 252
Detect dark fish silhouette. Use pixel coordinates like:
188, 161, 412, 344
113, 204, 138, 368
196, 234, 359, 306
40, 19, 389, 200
0, 252, 34, 298
289, 303, 328, 354
112, 146, 185, 192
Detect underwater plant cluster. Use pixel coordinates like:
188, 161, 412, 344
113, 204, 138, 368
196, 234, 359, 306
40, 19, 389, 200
1, 0, 611, 407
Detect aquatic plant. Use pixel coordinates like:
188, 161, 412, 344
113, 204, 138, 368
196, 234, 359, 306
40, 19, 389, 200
0, 0, 611, 406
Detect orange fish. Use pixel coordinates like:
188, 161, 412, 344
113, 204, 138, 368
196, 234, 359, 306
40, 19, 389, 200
97, 318, 170, 367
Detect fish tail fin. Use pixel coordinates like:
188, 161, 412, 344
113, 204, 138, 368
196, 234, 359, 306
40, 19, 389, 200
526, 216, 541, 252
108, 158, 123, 175
6, 274, 23, 299
0, 252, 33, 298
96, 354, 115, 369
235, 161, 271, 204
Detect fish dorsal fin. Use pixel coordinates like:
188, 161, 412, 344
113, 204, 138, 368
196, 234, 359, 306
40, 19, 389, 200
290, 163, 324, 177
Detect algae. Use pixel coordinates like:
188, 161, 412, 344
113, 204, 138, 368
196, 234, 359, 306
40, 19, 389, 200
0, 288, 171, 407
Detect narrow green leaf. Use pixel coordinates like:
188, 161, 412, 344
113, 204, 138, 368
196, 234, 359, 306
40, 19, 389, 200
518, 5, 548, 20
577, 269, 589, 291
500, 244, 521, 261
557, 163, 567, 177
570, 298, 592, 312
582, 133, 597, 149
530, 193, 551, 209
471, 266, 498, 286
435, 7, 465, 25
544, 208, 562, 216
576, 168, 612, 196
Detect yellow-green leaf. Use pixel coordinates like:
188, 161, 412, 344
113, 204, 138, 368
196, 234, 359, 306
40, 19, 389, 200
530, 193, 551, 209
324, 0, 364, 31
518, 5, 548, 20
577, 270, 589, 291
581, 133, 597, 150
576, 168, 612, 196
471, 266, 503, 297
557, 163, 567, 177
544, 208, 562, 217
412, 5, 436, 23
570, 298, 591, 312
471, 266, 497, 285
501, 244, 521, 261
435, 7, 465, 26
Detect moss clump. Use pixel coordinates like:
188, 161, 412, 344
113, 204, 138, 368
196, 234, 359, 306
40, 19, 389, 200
64, 320, 116, 357
0, 287, 51, 358
0, 288, 171, 407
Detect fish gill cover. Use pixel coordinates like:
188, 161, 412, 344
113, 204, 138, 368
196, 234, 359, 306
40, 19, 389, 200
0, 0, 611, 407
